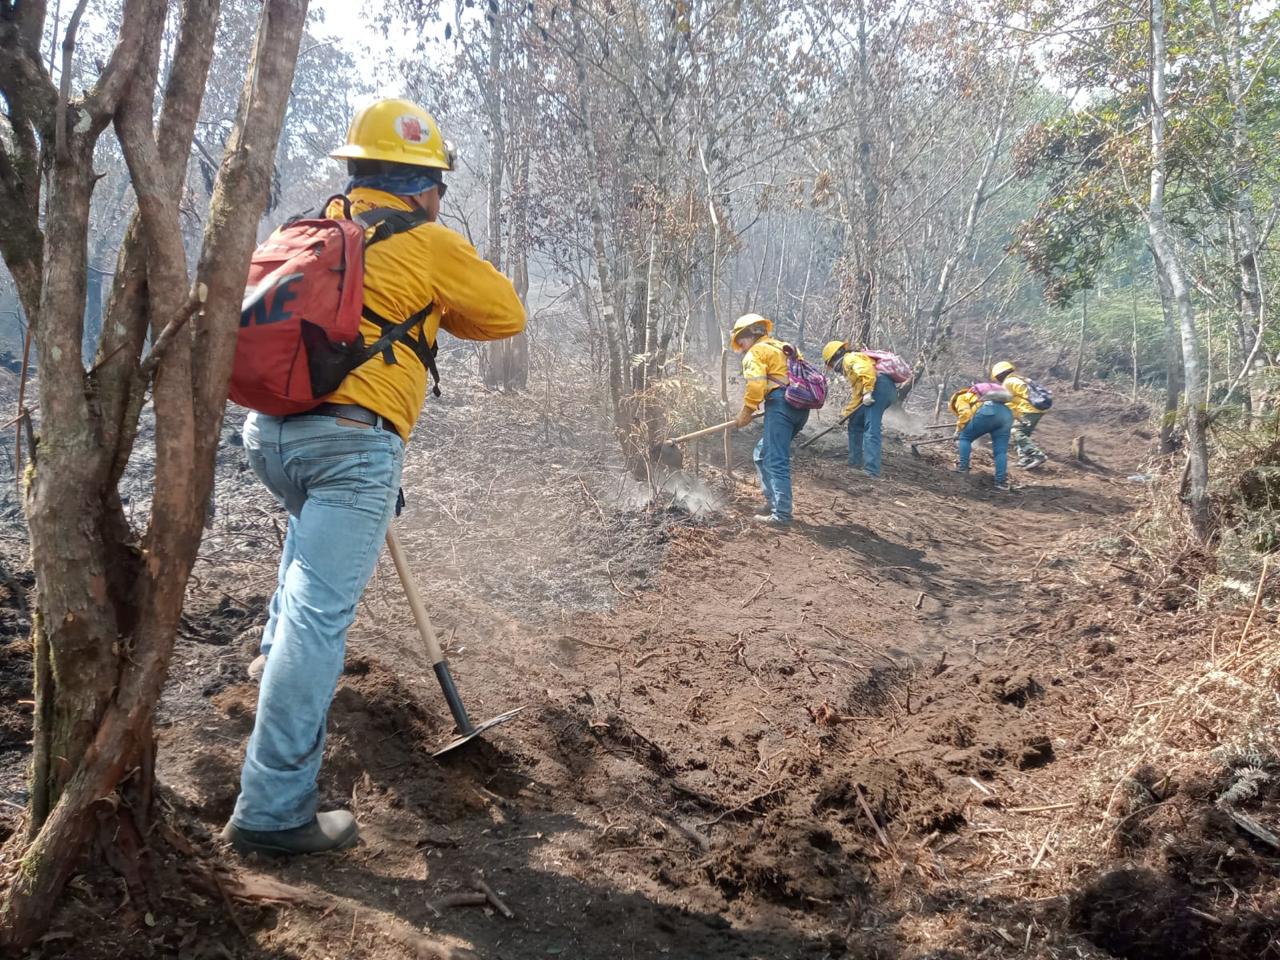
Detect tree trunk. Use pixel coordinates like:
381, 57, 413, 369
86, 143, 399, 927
852, 0, 879, 346
907, 49, 1023, 400
1210, 0, 1268, 417
1072, 292, 1087, 390
477, 2, 528, 393
1147, 0, 1210, 536
1155, 264, 1182, 454
0, 0, 308, 948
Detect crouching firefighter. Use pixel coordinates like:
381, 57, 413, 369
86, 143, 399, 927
950, 381, 1014, 492
223, 98, 526, 857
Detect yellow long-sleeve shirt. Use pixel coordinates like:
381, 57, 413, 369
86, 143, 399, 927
839, 352, 879, 418
741, 336, 789, 410
1002, 375, 1039, 419
949, 387, 983, 430
325, 189, 526, 439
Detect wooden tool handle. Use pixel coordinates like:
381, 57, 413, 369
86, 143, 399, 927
798, 412, 854, 448
385, 527, 446, 666
668, 412, 763, 445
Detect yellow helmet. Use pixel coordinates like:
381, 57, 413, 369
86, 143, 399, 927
991, 360, 1016, 381
822, 340, 848, 367
331, 99, 456, 171
729, 313, 773, 342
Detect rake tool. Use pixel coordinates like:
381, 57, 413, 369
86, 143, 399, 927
385, 527, 524, 757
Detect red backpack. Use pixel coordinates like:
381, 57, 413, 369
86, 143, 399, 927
231, 195, 439, 416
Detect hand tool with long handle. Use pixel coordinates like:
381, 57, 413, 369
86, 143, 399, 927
798, 413, 853, 449
655, 412, 763, 468
666, 412, 763, 445
909, 435, 957, 457
385, 527, 523, 757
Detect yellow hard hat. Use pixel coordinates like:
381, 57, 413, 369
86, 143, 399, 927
991, 360, 1016, 381
730, 313, 773, 341
331, 99, 455, 171
822, 340, 848, 367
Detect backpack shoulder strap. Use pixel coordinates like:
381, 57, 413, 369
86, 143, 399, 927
354, 206, 431, 246
360, 304, 441, 397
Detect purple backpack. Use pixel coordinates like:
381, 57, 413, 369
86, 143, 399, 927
778, 344, 828, 410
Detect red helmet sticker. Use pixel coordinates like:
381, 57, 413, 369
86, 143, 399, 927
397, 115, 425, 143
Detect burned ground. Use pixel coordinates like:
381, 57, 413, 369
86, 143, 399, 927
0, 364, 1276, 959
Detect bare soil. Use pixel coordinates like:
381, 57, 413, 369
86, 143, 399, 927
1, 362, 1277, 959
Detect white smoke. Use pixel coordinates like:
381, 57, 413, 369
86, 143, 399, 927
616, 467, 728, 516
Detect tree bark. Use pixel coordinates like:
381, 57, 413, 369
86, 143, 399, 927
1155, 263, 1182, 454
476, 1, 529, 392
1073, 293, 1087, 390
1147, 0, 1210, 536
0, 0, 308, 948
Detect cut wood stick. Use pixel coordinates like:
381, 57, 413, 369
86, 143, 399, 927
741, 575, 772, 608
474, 875, 515, 919
653, 814, 710, 851
1236, 555, 1271, 656
1006, 802, 1078, 813
854, 783, 897, 859
1030, 815, 1061, 869
433, 892, 489, 910
668, 412, 762, 445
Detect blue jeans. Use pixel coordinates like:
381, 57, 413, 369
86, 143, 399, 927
753, 390, 810, 521
231, 412, 404, 831
847, 373, 898, 475
958, 403, 1013, 485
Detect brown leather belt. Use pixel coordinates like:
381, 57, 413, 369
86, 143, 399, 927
288, 402, 401, 441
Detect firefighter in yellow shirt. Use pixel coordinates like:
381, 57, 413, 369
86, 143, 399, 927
821, 341, 898, 478
731, 314, 810, 525
949, 382, 1013, 490
226, 100, 525, 858
992, 361, 1048, 469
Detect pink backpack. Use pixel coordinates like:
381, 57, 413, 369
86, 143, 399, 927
863, 349, 913, 384
769, 344, 828, 409
972, 381, 1012, 403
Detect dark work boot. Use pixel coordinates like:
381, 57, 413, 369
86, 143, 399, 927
222, 810, 359, 857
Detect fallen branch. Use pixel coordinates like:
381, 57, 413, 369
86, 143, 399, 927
605, 559, 637, 599
855, 784, 899, 861
741, 574, 773, 608
473, 875, 515, 919
214, 869, 477, 959
697, 786, 786, 829
1224, 808, 1280, 850
1029, 814, 1060, 869
433, 892, 489, 910
1235, 555, 1271, 656
558, 634, 623, 654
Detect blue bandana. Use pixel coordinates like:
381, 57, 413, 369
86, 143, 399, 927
346, 168, 443, 197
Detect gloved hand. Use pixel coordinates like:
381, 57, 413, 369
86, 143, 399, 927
734, 406, 755, 428
861, 392, 875, 407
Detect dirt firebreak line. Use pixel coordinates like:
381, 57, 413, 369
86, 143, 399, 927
116, 377, 1156, 960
